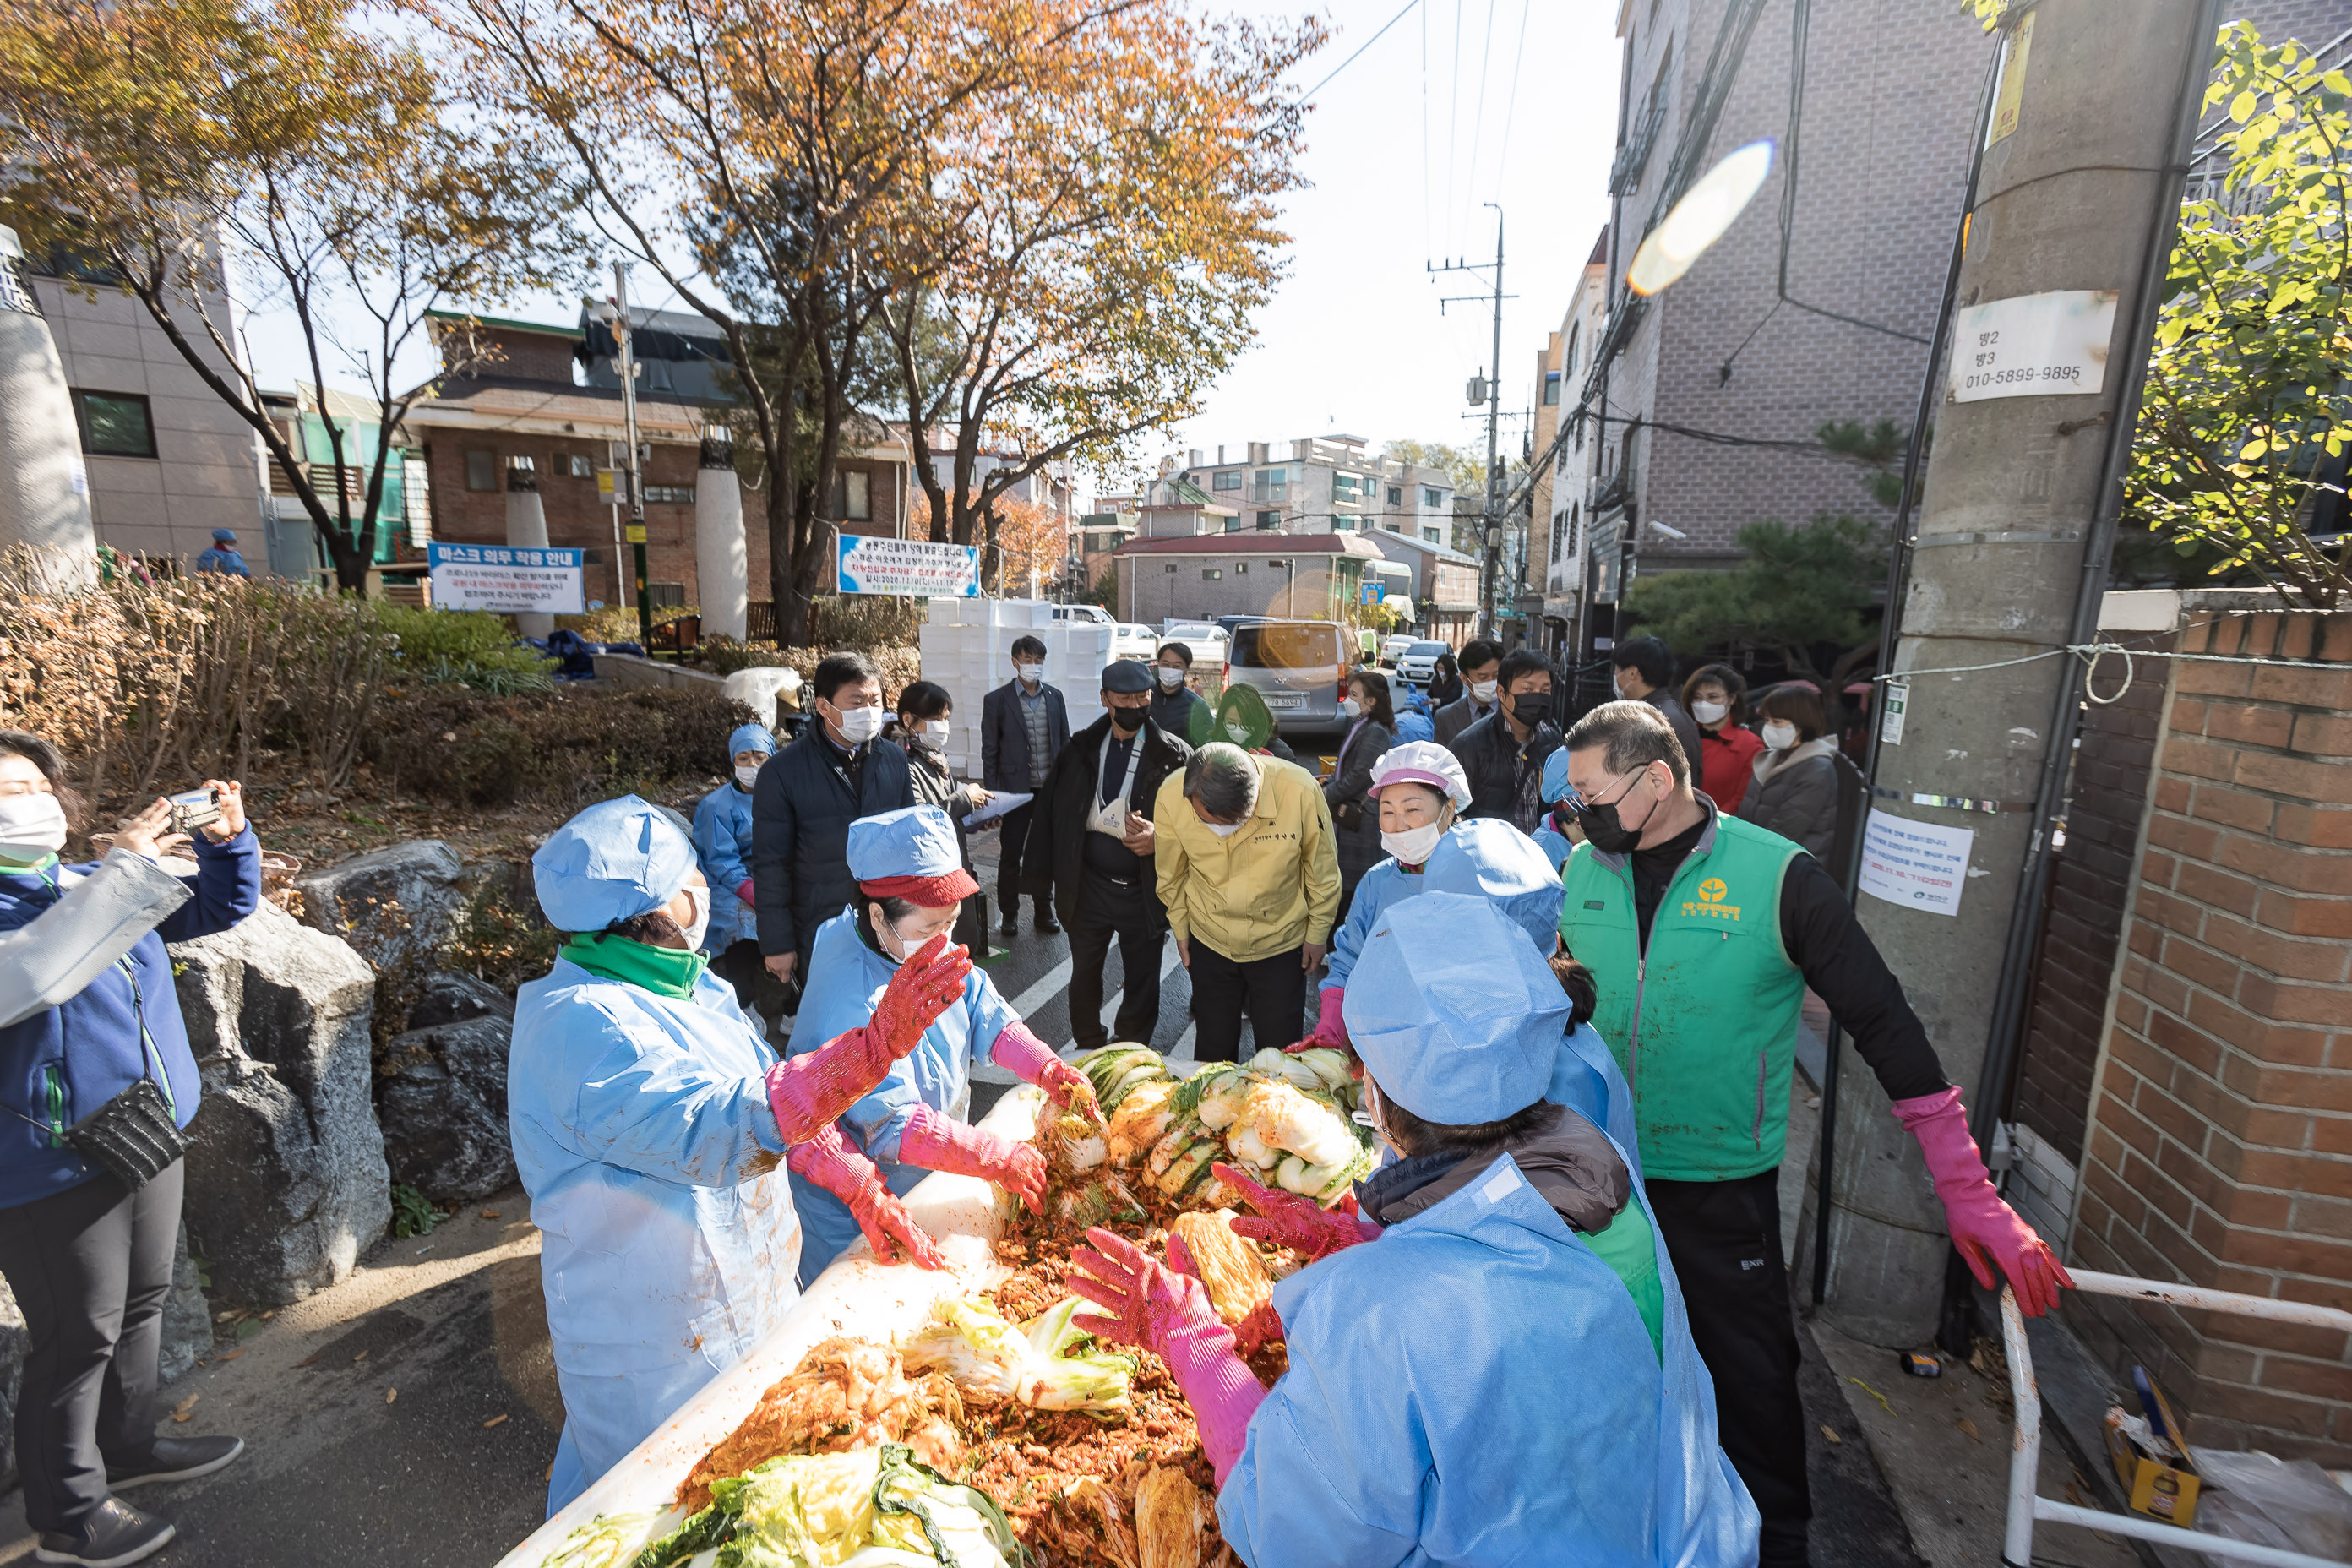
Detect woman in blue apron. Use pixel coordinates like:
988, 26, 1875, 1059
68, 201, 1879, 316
787, 806, 1100, 1282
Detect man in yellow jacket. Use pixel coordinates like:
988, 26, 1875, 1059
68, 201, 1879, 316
1154, 742, 1340, 1061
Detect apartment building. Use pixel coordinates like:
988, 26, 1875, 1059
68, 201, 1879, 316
1159, 437, 1457, 541
1534, 233, 1611, 651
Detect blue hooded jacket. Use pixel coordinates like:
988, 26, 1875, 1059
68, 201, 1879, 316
693, 723, 774, 954
0, 830, 260, 1208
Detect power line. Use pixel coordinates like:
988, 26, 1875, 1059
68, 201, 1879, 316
1489, 0, 1533, 204
1298, 0, 1424, 103
1461, 0, 1500, 240
1444, 0, 1463, 249
1420, 0, 1434, 261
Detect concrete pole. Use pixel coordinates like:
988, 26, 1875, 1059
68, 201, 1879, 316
1817, 0, 2221, 1347
504, 455, 553, 640
694, 429, 749, 641
0, 226, 98, 594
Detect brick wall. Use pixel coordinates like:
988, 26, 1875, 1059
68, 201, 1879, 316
2012, 629, 2175, 1162
419, 433, 703, 607
2070, 604, 2352, 1462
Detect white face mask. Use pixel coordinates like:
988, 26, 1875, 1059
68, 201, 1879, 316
734, 763, 764, 788
1339, 697, 1361, 720
874, 912, 951, 966
1761, 721, 1799, 751
0, 793, 68, 863
1206, 820, 1244, 838
911, 719, 950, 752
1469, 679, 1498, 704
1225, 721, 1253, 744
1380, 819, 1446, 867
831, 704, 884, 744
1613, 672, 1631, 699
1015, 662, 1043, 685
1692, 700, 1728, 726
678, 885, 710, 951
1156, 666, 1185, 689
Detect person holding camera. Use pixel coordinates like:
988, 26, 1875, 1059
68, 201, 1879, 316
0, 732, 259, 1567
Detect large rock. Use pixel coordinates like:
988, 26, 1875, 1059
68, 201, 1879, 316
291, 839, 467, 976
0, 1277, 21, 1487
378, 1014, 516, 1204
406, 969, 513, 1031
160, 1222, 210, 1384
172, 901, 390, 1305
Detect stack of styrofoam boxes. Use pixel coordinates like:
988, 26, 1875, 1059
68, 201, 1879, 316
919, 598, 1112, 785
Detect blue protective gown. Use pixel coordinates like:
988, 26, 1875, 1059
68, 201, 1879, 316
692, 781, 760, 954
508, 956, 802, 1516
1322, 819, 1564, 994
1220, 1152, 1758, 1568
783, 908, 1019, 1284
1529, 820, 1575, 872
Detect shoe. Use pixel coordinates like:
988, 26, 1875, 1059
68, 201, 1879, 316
1034, 911, 1062, 935
106, 1435, 246, 1491
34, 1500, 174, 1566
998, 916, 1021, 937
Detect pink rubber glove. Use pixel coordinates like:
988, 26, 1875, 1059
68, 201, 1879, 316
989, 1022, 1102, 1126
786, 1125, 945, 1270
897, 1104, 1048, 1214
1069, 1228, 1266, 1485
736, 879, 754, 906
1894, 1086, 2074, 1317
1287, 988, 1349, 1054
1215, 1162, 1380, 1259
763, 934, 972, 1142
1161, 1230, 1287, 1358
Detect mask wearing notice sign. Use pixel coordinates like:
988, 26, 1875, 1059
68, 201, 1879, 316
1857, 808, 1974, 918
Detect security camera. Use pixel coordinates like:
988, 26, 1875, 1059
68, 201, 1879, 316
1647, 520, 1688, 541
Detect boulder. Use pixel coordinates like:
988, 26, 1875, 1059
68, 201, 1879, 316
172, 901, 390, 1305
291, 839, 467, 975
160, 1222, 210, 1384
406, 969, 514, 1031
377, 1015, 516, 1203
0, 1277, 21, 1487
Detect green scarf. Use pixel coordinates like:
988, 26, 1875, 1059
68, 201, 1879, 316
0, 852, 57, 877
560, 934, 708, 999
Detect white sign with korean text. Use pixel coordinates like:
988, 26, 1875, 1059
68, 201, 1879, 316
427, 542, 586, 614
836, 535, 980, 597
1949, 290, 2118, 403
1858, 808, 1975, 918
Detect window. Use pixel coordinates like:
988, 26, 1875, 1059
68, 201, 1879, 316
1256, 509, 1280, 529
1201, 568, 1222, 580
1423, 487, 1444, 508
72, 391, 155, 458
1422, 526, 1441, 543
648, 582, 687, 607
644, 484, 697, 504
1565, 324, 1581, 378
1388, 486, 1402, 505
1164, 564, 1178, 574
567, 454, 595, 478
1237, 562, 1250, 574
1543, 370, 1560, 406
829, 470, 873, 520
465, 449, 497, 491
1213, 470, 1241, 491
1253, 466, 1288, 486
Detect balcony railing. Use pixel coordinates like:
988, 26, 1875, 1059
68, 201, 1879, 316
1609, 98, 1668, 196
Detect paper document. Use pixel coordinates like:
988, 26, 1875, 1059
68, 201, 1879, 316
961, 791, 1032, 829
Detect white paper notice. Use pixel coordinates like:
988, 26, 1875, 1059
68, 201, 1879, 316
1858, 809, 1975, 918
1948, 290, 2118, 403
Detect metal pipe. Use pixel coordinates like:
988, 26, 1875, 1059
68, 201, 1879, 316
2067, 1268, 2352, 1331
2000, 1288, 2040, 1568
2033, 1500, 2349, 1568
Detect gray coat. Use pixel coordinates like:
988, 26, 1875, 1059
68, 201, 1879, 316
1323, 719, 1396, 903
1433, 694, 1496, 748
1737, 738, 1842, 860
979, 679, 1070, 793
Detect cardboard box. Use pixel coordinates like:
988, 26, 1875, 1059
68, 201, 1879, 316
2104, 1405, 2202, 1528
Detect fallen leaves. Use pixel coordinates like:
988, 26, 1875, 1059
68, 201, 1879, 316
172, 1394, 199, 1424
481, 1210, 502, 1220
352, 1350, 368, 1362
217, 1348, 243, 1363
385, 1387, 398, 1405
1819, 1425, 1842, 1446
1955, 1417, 1980, 1443
482, 1413, 509, 1429
1846, 1376, 1894, 1416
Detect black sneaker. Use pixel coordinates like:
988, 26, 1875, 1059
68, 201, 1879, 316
998, 915, 1021, 937
1034, 912, 1062, 935
106, 1435, 246, 1491
34, 1500, 174, 1567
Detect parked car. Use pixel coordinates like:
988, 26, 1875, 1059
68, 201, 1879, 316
1158, 620, 1230, 670
1050, 604, 1113, 626
1395, 639, 1452, 686
1379, 634, 1418, 667
1225, 619, 1353, 745
1110, 623, 1158, 661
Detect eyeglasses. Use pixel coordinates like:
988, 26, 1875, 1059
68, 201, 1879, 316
1563, 766, 1644, 815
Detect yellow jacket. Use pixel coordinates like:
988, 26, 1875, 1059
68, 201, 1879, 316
1153, 753, 1341, 963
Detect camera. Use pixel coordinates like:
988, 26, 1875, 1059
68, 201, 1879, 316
168, 787, 221, 836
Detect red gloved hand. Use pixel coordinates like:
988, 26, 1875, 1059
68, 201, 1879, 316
1215, 1162, 1381, 1260
1069, 1228, 1266, 1485
1287, 988, 1349, 1054
763, 935, 971, 1142
897, 1105, 1047, 1214
989, 1022, 1102, 1128
1893, 1086, 2075, 1318
787, 1125, 945, 1271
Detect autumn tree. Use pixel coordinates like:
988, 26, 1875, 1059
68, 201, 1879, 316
883, 8, 1320, 588
0, 0, 575, 592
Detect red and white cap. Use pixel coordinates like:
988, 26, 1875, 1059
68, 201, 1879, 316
1368, 741, 1472, 813
847, 805, 980, 907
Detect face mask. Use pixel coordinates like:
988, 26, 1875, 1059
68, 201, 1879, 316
0, 793, 68, 863
1156, 666, 1184, 689
1108, 703, 1144, 735
1510, 692, 1549, 724
1761, 721, 1798, 751
1015, 663, 1042, 685
1225, 721, 1253, 744
1469, 679, 1498, 704
734, 763, 764, 788
831, 704, 884, 744
1612, 672, 1632, 700
1692, 700, 1729, 726
1339, 697, 1361, 720
910, 719, 949, 752
1380, 819, 1446, 866
1572, 770, 1660, 856
1206, 820, 1243, 838
677, 885, 710, 951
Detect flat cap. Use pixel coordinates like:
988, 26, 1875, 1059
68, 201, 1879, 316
1100, 660, 1153, 694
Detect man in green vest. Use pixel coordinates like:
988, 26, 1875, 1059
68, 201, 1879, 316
1555, 701, 2069, 1568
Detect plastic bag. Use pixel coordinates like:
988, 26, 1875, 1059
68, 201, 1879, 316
2189, 1446, 2352, 1557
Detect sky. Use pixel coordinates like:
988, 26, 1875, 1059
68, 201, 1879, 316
235, 0, 1627, 506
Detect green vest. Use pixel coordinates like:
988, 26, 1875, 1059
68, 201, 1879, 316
1558, 811, 1805, 1182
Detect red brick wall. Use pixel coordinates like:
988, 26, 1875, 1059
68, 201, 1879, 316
419, 433, 704, 607
2071, 605, 2352, 1462
2012, 630, 2175, 1163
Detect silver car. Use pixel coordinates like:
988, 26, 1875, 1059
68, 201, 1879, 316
1395, 639, 1452, 686
1224, 619, 1353, 745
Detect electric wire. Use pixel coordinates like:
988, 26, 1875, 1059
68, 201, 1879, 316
1489, 0, 1534, 204
1444, 0, 1463, 252
1298, 0, 1424, 104
1461, 0, 1500, 243
1420, 0, 1435, 262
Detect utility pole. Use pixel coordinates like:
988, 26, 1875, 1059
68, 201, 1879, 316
612, 262, 651, 645
1816, 0, 2224, 1349
1429, 204, 1511, 637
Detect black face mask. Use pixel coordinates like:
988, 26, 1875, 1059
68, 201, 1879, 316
1572, 774, 1659, 854
1108, 705, 1145, 736
1510, 692, 1551, 725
